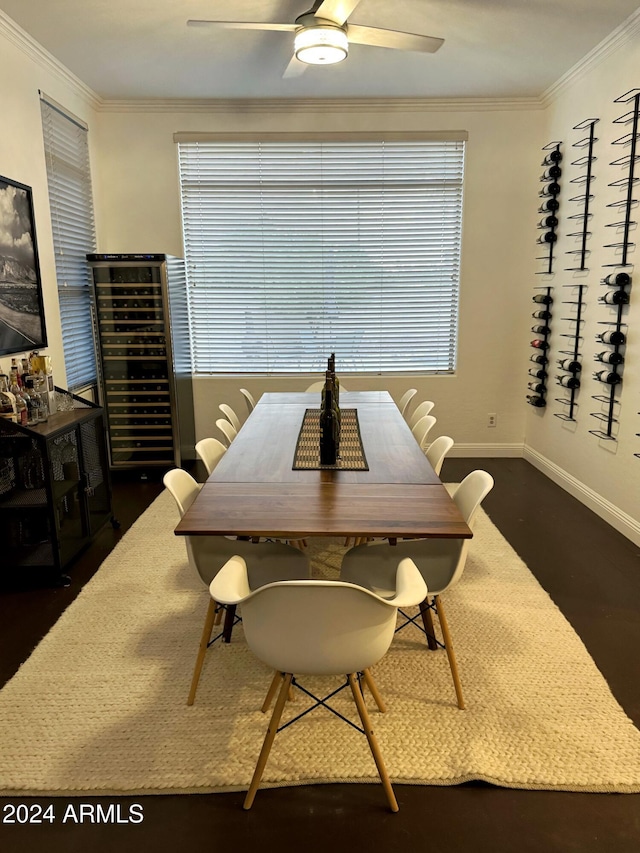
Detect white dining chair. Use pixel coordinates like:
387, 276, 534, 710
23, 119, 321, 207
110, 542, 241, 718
397, 388, 417, 418
163, 468, 310, 706
209, 554, 428, 811
219, 403, 242, 433
425, 436, 454, 476
305, 380, 349, 393
195, 437, 227, 478
411, 414, 437, 451
340, 470, 494, 711
239, 388, 256, 415
407, 400, 435, 431
216, 418, 237, 447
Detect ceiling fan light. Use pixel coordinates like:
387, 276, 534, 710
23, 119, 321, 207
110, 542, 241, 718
294, 26, 348, 65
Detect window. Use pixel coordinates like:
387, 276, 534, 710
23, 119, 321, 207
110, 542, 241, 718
178, 136, 465, 375
40, 93, 97, 390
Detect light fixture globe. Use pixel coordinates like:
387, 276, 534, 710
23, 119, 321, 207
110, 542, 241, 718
294, 25, 348, 65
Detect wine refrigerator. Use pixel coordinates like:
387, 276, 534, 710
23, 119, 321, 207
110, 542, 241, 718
87, 254, 195, 469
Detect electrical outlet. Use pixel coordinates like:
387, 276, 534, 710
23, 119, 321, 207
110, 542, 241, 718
487, 413, 497, 428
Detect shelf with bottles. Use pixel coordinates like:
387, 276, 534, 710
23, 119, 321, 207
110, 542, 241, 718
564, 119, 598, 272
527, 287, 553, 409
553, 284, 586, 422
536, 143, 562, 275
588, 270, 631, 442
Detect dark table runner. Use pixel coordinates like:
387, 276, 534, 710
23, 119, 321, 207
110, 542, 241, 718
293, 408, 369, 470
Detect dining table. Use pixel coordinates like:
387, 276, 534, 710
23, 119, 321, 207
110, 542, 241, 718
174, 390, 472, 542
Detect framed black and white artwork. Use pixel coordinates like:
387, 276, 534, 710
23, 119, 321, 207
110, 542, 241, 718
0, 174, 47, 356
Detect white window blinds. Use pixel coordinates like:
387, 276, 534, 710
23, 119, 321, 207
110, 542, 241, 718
178, 138, 464, 374
40, 93, 97, 390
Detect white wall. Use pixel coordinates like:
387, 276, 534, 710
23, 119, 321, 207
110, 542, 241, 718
0, 12, 99, 387
525, 26, 640, 540
92, 102, 542, 453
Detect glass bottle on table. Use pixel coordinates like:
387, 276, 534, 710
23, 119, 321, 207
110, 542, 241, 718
320, 384, 339, 466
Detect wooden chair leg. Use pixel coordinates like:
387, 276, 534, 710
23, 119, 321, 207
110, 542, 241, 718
434, 595, 465, 710
187, 598, 216, 706
213, 600, 224, 625
261, 671, 283, 713
362, 668, 386, 713
244, 673, 293, 810
348, 674, 398, 812
419, 597, 439, 651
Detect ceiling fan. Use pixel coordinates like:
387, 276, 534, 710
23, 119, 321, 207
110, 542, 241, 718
187, 0, 444, 77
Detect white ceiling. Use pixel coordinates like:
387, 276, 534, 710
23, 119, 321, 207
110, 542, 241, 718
2, 0, 639, 100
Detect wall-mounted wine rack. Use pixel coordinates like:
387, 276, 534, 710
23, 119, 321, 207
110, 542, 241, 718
537, 142, 562, 275
527, 286, 553, 408
590, 88, 637, 444
565, 119, 598, 272
589, 272, 631, 440
554, 284, 585, 422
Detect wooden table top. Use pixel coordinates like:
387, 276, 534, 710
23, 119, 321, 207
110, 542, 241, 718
175, 391, 472, 540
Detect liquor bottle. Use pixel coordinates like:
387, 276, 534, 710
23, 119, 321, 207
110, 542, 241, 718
328, 352, 340, 408
532, 293, 553, 305
532, 309, 552, 320
542, 150, 562, 166
531, 324, 551, 335
536, 232, 557, 244
593, 370, 621, 385
540, 182, 561, 197
557, 358, 581, 373
557, 375, 580, 389
319, 384, 339, 466
527, 381, 546, 393
8, 375, 28, 426
539, 198, 560, 213
538, 215, 558, 230
528, 368, 546, 379
595, 351, 624, 365
541, 165, 562, 180
599, 290, 629, 306
531, 339, 549, 350
527, 395, 546, 408
0, 375, 18, 423
530, 353, 548, 365
601, 272, 631, 287
597, 330, 626, 346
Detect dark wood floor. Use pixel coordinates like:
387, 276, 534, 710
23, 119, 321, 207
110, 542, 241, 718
1, 458, 639, 853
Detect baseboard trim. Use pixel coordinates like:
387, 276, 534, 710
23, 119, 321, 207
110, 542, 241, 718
524, 445, 640, 548
450, 443, 524, 458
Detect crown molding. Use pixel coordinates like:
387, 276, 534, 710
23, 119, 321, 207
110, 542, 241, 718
541, 6, 640, 107
0, 9, 101, 110
97, 95, 543, 114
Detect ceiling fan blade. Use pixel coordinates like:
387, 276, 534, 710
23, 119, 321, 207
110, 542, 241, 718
187, 20, 296, 32
347, 24, 444, 53
313, 0, 363, 25
283, 54, 308, 78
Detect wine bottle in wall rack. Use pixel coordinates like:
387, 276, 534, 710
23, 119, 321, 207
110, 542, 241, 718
593, 370, 622, 385
599, 290, 630, 306
542, 150, 563, 166
538, 216, 559, 230
601, 272, 631, 286
539, 198, 560, 213
527, 381, 547, 393
531, 324, 551, 335
536, 232, 558, 244
597, 330, 626, 345
595, 351, 624, 365
557, 358, 581, 372
532, 309, 552, 320
527, 395, 546, 407
557, 375, 580, 389
532, 293, 553, 305
541, 165, 562, 180
540, 182, 561, 197
531, 339, 549, 350
528, 368, 547, 379
530, 353, 548, 365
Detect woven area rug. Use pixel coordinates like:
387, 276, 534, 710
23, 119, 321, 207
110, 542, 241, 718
1, 489, 640, 797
